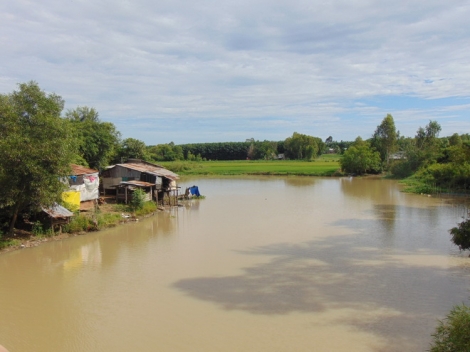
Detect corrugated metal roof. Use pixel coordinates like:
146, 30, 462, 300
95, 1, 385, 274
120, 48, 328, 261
113, 163, 179, 180
71, 164, 99, 175
42, 203, 74, 218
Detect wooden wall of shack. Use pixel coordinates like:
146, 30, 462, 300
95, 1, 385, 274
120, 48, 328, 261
101, 167, 165, 193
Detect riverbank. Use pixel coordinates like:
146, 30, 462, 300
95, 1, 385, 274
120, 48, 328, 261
0, 199, 162, 253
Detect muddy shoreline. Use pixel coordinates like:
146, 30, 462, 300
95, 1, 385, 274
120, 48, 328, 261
0, 207, 166, 254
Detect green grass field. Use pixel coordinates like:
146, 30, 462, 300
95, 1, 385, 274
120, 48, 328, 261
160, 154, 342, 176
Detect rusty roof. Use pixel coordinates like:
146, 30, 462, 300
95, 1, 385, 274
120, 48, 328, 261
113, 163, 179, 180
71, 164, 99, 175
42, 203, 74, 219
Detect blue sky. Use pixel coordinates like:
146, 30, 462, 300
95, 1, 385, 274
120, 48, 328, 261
1, 0, 469, 144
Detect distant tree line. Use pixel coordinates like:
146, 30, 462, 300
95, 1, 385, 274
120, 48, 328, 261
148, 133, 326, 162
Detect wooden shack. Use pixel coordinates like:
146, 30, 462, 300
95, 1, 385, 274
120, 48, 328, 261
101, 159, 179, 205
41, 203, 74, 233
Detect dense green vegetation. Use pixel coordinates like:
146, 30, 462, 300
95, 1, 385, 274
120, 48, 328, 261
340, 114, 470, 194
429, 304, 470, 351
450, 217, 470, 251
340, 137, 381, 175
0, 82, 77, 235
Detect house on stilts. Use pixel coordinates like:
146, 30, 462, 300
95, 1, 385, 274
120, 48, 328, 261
100, 159, 179, 205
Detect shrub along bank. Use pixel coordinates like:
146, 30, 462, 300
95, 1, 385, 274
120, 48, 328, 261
0, 200, 158, 251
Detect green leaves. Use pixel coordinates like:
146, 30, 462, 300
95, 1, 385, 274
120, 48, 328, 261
284, 132, 321, 160
371, 114, 398, 166
450, 217, 470, 251
340, 137, 381, 175
66, 106, 121, 169
0, 82, 76, 233
430, 304, 470, 351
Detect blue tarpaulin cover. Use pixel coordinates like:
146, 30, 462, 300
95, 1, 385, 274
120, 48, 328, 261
189, 186, 200, 197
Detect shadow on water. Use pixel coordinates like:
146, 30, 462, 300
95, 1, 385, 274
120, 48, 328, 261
173, 204, 470, 348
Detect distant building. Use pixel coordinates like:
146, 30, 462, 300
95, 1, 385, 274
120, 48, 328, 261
389, 151, 406, 160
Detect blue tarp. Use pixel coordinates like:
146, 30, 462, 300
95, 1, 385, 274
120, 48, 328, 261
189, 186, 200, 197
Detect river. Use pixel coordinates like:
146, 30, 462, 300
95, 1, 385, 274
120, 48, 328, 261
1, 176, 469, 351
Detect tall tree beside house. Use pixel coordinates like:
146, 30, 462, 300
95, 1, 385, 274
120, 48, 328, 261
65, 106, 121, 170
116, 138, 150, 162
370, 114, 398, 168
0, 82, 77, 234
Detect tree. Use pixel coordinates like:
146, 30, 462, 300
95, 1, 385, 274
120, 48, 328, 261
450, 217, 470, 251
430, 304, 470, 351
148, 143, 184, 161
247, 140, 278, 160
116, 138, 149, 162
448, 133, 462, 147
0, 82, 76, 234
65, 106, 121, 170
284, 132, 320, 160
390, 121, 443, 178
371, 114, 397, 167
340, 137, 381, 175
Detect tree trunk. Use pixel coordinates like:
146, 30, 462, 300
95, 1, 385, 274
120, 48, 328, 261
8, 203, 21, 236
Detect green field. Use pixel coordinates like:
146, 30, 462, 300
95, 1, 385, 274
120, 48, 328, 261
160, 154, 342, 176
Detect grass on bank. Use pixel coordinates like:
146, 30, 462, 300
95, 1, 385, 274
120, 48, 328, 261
399, 174, 470, 196
0, 201, 159, 250
160, 154, 342, 176
64, 201, 158, 233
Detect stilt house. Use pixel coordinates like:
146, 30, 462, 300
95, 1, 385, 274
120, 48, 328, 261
101, 159, 179, 204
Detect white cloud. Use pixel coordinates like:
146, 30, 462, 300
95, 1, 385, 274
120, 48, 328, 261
1, 0, 469, 143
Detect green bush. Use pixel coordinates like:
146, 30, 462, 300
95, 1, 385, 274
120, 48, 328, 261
450, 218, 470, 251
64, 214, 94, 233
390, 160, 414, 178
430, 304, 470, 351
134, 201, 157, 217
129, 189, 146, 211
96, 213, 122, 228
413, 163, 470, 192
32, 221, 44, 236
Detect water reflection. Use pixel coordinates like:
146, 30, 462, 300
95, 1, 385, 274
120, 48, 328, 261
340, 177, 399, 203
174, 233, 469, 350
62, 240, 102, 272
283, 177, 317, 187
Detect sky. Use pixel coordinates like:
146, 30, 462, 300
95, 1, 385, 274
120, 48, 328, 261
1, 0, 470, 145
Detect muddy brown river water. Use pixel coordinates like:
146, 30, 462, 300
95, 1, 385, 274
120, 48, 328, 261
1, 176, 469, 352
